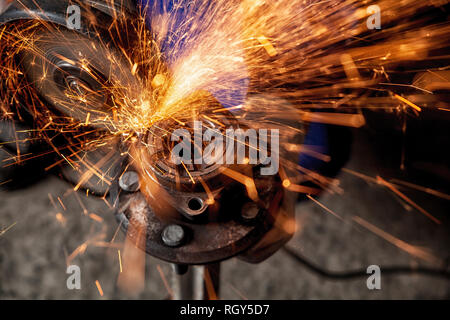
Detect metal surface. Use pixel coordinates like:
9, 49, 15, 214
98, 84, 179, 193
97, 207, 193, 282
119, 171, 141, 193
171, 263, 221, 300
162, 224, 185, 247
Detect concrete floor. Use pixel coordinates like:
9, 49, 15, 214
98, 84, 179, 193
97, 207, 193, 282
0, 128, 449, 299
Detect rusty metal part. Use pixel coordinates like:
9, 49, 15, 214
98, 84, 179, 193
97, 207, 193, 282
108, 91, 296, 265
171, 263, 221, 300
109, 162, 284, 265
143, 93, 238, 191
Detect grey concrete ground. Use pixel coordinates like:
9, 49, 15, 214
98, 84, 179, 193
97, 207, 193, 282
0, 129, 449, 299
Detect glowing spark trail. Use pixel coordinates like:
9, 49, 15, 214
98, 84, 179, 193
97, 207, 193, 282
95, 280, 104, 297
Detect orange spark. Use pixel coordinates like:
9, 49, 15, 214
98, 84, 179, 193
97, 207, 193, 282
156, 265, 173, 299
213, 105, 242, 113
377, 176, 441, 224
306, 195, 343, 220
202, 114, 225, 127
257, 35, 277, 57
151, 74, 166, 87
181, 161, 196, 184
131, 63, 138, 76
0, 179, 12, 186
55, 213, 66, 226
390, 178, 450, 201
287, 183, 322, 195
67, 242, 88, 264
117, 226, 146, 296
282, 179, 291, 188
204, 268, 218, 300
84, 112, 91, 126
340, 54, 361, 81
95, 280, 104, 297
394, 94, 422, 112
221, 168, 259, 201
57, 197, 66, 211
0, 222, 17, 236
118, 250, 123, 273
353, 216, 441, 265
300, 112, 366, 128
89, 213, 104, 223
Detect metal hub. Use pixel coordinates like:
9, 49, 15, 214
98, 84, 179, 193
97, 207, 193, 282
110, 121, 284, 265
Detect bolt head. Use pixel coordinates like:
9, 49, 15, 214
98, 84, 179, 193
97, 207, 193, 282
241, 202, 260, 221
162, 224, 185, 247
119, 171, 140, 192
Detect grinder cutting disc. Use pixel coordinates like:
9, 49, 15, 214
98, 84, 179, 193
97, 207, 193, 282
19, 26, 140, 128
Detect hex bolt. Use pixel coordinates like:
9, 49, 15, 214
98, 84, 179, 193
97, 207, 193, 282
241, 202, 260, 221
162, 224, 185, 247
119, 171, 140, 192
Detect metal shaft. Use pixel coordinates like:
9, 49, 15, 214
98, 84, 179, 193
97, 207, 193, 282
171, 263, 221, 300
